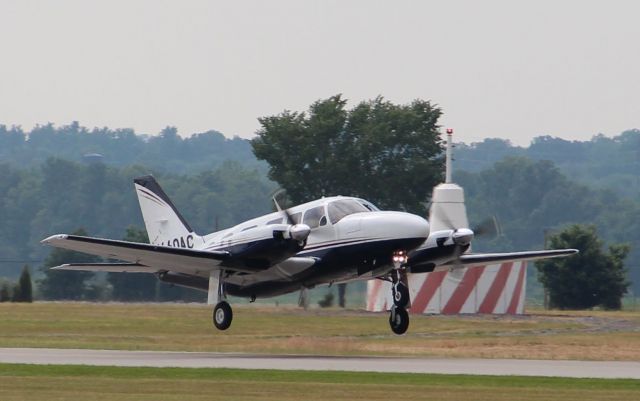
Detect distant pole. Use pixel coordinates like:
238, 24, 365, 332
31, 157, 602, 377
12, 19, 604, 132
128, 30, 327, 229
445, 128, 453, 184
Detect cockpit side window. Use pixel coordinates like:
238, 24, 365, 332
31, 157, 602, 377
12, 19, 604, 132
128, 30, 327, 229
303, 205, 326, 229
328, 200, 370, 224
289, 212, 302, 225
358, 199, 380, 211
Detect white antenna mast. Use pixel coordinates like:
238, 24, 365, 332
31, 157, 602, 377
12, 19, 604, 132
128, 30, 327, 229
445, 128, 453, 184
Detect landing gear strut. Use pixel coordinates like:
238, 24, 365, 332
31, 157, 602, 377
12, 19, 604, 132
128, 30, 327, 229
388, 250, 410, 335
392, 280, 410, 309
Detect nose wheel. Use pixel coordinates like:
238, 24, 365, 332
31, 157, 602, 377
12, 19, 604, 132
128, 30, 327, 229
389, 306, 409, 335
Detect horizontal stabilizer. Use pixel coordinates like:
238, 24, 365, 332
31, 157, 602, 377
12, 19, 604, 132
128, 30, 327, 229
435, 249, 578, 271
51, 263, 158, 273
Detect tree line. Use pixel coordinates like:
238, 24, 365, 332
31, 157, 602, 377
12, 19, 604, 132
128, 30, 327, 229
454, 131, 640, 200
0, 123, 262, 174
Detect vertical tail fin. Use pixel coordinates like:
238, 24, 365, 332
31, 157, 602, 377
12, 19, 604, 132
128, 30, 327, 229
133, 175, 203, 249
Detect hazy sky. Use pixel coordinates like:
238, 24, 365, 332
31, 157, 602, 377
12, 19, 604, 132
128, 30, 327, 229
1, 0, 638, 145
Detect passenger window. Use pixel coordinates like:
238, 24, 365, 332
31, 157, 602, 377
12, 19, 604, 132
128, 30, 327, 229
303, 206, 326, 229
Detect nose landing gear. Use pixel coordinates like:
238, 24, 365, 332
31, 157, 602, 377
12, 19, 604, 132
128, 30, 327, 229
392, 280, 410, 309
388, 250, 410, 335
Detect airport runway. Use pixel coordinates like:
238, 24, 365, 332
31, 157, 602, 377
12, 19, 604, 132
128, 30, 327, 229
1, 348, 640, 379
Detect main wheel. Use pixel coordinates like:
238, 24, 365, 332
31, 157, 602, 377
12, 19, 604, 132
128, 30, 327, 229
392, 282, 410, 308
213, 301, 233, 330
389, 306, 409, 335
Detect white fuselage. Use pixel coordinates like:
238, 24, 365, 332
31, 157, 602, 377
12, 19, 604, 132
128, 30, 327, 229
193, 196, 430, 297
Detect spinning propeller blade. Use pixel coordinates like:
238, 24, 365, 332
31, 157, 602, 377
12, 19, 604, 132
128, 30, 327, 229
472, 216, 501, 239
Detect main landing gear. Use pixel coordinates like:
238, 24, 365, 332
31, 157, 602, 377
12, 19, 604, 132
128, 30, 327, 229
389, 250, 410, 335
213, 300, 233, 330
209, 271, 233, 331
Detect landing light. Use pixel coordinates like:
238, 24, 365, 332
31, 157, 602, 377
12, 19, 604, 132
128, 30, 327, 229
392, 250, 408, 264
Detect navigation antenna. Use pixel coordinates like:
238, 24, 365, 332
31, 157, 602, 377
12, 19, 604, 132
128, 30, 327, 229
445, 128, 453, 184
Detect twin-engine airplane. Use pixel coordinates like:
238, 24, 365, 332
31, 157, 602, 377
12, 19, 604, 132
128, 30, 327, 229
42, 176, 577, 334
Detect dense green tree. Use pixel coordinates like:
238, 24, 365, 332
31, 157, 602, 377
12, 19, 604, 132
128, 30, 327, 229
536, 225, 630, 310
11, 283, 21, 302
12, 265, 33, 302
252, 95, 444, 213
253, 95, 444, 306
0, 281, 11, 302
38, 229, 99, 300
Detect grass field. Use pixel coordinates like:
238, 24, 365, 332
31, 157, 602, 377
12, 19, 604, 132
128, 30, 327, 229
1, 302, 640, 360
1, 364, 639, 401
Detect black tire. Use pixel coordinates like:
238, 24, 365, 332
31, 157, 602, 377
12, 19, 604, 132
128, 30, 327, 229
389, 306, 409, 335
213, 301, 233, 330
393, 282, 410, 308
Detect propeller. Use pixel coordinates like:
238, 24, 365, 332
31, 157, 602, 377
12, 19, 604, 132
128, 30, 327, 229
472, 216, 501, 239
432, 203, 501, 270
272, 188, 311, 307
271, 188, 310, 245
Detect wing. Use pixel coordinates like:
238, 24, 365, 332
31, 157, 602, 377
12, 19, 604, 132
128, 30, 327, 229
41, 234, 240, 275
434, 249, 578, 271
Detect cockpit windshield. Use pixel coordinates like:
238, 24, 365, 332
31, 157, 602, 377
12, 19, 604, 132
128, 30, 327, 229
328, 199, 372, 224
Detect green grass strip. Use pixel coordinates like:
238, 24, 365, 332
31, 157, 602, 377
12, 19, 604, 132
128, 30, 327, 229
1, 363, 638, 390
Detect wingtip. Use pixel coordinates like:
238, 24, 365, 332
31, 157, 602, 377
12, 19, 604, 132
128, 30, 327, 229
41, 234, 68, 244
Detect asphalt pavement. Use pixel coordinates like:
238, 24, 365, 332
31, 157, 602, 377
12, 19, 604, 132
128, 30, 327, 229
1, 348, 639, 379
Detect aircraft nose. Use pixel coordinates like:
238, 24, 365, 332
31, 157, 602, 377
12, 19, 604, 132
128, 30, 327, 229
359, 211, 430, 241
393, 212, 430, 240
